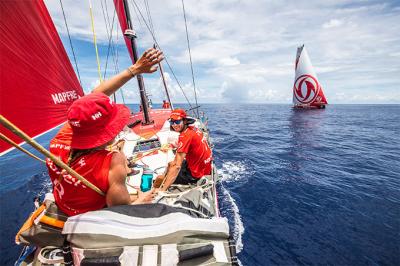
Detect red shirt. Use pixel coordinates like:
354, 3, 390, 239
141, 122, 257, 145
177, 126, 212, 178
162, 102, 170, 109
46, 124, 113, 216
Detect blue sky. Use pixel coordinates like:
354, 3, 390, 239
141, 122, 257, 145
45, 0, 400, 104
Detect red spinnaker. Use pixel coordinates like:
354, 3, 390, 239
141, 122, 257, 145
0, 0, 84, 154
113, 0, 135, 64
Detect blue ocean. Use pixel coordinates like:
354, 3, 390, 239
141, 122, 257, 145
1, 104, 399, 265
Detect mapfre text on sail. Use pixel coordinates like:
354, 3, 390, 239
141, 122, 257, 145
51, 90, 79, 104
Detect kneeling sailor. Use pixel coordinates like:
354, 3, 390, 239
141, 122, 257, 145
156, 109, 212, 191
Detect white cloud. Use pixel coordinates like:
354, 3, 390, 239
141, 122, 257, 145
322, 19, 344, 29
45, 0, 400, 104
218, 57, 241, 66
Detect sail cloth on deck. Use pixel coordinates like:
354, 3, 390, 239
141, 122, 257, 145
293, 45, 327, 107
0, 0, 83, 154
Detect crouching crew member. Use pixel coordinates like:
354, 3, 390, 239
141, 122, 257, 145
156, 109, 212, 191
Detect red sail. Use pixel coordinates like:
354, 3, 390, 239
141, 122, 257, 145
113, 0, 135, 63
310, 87, 328, 107
0, 0, 84, 154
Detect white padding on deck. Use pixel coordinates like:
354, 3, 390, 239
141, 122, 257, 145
63, 211, 229, 239
142, 245, 158, 266
212, 241, 229, 263
119, 246, 139, 266
161, 244, 178, 266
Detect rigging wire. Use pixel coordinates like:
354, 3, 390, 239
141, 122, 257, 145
103, 0, 126, 104
129, 0, 193, 109
115, 24, 126, 104
100, 0, 116, 79
105, 2, 121, 75
100, 0, 117, 102
89, 0, 103, 82
181, 0, 199, 118
102, 1, 130, 105
143, 0, 154, 35
128, 0, 193, 109
143, 0, 169, 104
59, 0, 82, 86
131, 0, 145, 33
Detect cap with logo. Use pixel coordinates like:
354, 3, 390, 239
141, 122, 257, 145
170, 109, 187, 120
67, 92, 130, 149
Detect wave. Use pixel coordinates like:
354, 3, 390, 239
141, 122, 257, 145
219, 161, 248, 183
218, 160, 246, 253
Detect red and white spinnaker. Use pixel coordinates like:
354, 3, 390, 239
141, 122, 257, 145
293, 45, 327, 109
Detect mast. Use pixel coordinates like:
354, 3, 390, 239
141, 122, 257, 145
154, 44, 173, 110
159, 62, 173, 110
120, 0, 152, 124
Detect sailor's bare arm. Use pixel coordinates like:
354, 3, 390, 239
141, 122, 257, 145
107, 152, 155, 206
106, 152, 131, 206
159, 152, 186, 191
92, 48, 164, 96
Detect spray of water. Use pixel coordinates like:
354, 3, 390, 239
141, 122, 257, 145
218, 161, 247, 253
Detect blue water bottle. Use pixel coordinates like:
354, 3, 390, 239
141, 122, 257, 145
140, 169, 153, 192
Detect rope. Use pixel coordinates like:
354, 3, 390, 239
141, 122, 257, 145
181, 0, 199, 118
129, 144, 172, 164
129, 0, 193, 109
157, 182, 213, 198
89, 0, 103, 82
0, 115, 105, 196
59, 0, 82, 86
0, 133, 45, 163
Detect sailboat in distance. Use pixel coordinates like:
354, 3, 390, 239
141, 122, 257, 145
292, 45, 328, 109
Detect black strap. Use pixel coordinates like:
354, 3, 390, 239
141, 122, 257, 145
62, 239, 73, 265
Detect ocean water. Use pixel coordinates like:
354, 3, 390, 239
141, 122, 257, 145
1, 104, 399, 265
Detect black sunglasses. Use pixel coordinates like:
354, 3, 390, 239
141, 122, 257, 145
169, 119, 183, 125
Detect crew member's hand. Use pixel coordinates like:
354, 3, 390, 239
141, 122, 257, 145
134, 189, 156, 204
133, 48, 164, 74
152, 175, 164, 188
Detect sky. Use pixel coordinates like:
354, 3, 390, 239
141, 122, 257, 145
44, 0, 400, 104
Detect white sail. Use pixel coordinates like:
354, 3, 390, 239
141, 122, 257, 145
293, 45, 327, 107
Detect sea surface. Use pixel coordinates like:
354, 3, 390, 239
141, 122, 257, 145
1, 104, 399, 265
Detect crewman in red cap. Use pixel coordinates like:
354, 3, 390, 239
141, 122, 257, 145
162, 100, 170, 109
155, 109, 212, 191
46, 48, 163, 216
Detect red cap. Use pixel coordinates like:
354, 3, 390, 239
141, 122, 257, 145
67, 92, 130, 149
170, 109, 187, 120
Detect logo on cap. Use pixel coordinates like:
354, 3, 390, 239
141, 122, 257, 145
91, 111, 102, 120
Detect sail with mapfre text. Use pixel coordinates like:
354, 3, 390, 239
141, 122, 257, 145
0, 0, 84, 154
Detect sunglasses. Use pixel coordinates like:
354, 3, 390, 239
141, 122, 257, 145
169, 119, 183, 125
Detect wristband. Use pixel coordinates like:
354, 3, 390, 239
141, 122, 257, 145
127, 67, 135, 77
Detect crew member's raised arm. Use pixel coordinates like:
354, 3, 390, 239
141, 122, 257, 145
92, 48, 163, 96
